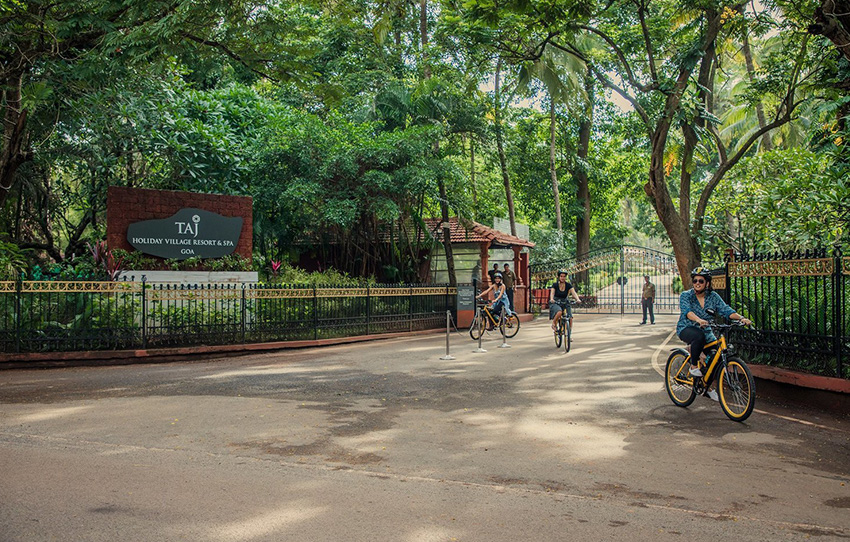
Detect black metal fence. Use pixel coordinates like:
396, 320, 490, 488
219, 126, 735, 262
0, 280, 456, 354
724, 248, 848, 380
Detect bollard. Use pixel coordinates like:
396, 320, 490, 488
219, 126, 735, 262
473, 304, 487, 353
440, 310, 456, 360
498, 306, 511, 348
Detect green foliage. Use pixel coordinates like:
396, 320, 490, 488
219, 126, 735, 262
718, 138, 850, 253
0, 242, 30, 279
255, 260, 364, 286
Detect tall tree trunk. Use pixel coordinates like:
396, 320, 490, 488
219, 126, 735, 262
0, 72, 31, 208
575, 72, 594, 260
548, 99, 563, 233
420, 0, 455, 284
742, 30, 772, 151
419, 0, 431, 80
574, 73, 594, 289
494, 57, 517, 237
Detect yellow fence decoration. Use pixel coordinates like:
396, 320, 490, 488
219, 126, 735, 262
728, 258, 834, 278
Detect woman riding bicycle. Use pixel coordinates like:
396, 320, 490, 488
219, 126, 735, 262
477, 272, 511, 329
549, 270, 581, 331
677, 267, 752, 396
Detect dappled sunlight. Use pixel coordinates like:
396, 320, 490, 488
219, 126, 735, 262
207, 501, 326, 541
721, 432, 782, 446
402, 527, 462, 542
461, 411, 515, 433
516, 418, 628, 460
398, 345, 444, 353
14, 405, 92, 423
198, 364, 350, 380
334, 427, 404, 453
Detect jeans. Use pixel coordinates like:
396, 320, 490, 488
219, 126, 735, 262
641, 298, 654, 323
678, 326, 707, 365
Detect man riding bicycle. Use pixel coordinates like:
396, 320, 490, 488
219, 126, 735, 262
549, 269, 581, 332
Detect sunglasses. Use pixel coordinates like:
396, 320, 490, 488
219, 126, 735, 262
693, 278, 707, 284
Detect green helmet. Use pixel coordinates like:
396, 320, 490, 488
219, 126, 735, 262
690, 267, 711, 280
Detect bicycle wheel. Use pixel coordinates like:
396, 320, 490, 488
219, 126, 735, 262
665, 350, 696, 407
564, 319, 571, 353
501, 313, 520, 338
554, 322, 562, 348
718, 356, 756, 422
469, 312, 485, 340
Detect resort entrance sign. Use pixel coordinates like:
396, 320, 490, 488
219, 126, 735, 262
127, 208, 243, 260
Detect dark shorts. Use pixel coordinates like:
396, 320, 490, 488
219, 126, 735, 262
549, 301, 572, 320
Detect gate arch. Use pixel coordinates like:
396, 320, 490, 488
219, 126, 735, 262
529, 245, 682, 315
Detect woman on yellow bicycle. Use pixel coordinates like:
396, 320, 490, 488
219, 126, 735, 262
477, 272, 511, 329
549, 270, 581, 331
677, 267, 751, 398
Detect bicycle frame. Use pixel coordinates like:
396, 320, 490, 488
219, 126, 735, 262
672, 329, 731, 387
477, 304, 506, 327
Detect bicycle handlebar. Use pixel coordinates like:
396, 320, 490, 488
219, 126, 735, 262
706, 319, 751, 332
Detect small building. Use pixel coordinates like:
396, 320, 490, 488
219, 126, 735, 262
425, 218, 534, 312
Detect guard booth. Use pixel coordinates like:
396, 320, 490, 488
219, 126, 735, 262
427, 217, 535, 315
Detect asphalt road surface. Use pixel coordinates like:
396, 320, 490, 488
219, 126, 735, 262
1, 314, 848, 541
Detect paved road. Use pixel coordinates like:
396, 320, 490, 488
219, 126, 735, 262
1, 314, 848, 541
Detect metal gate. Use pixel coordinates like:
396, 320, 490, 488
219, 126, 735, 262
529, 245, 681, 315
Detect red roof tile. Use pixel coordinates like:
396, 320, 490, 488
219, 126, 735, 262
424, 218, 534, 248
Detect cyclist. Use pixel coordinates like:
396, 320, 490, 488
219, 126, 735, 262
549, 270, 581, 332
477, 272, 511, 329
677, 267, 751, 400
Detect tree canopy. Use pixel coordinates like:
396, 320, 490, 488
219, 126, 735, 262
1, 0, 846, 281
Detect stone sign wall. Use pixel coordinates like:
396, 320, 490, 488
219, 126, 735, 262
107, 186, 253, 261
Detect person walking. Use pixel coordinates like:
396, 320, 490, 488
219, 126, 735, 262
640, 275, 656, 325
502, 263, 517, 314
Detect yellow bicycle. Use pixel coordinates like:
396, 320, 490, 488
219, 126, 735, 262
665, 311, 756, 422
469, 300, 520, 340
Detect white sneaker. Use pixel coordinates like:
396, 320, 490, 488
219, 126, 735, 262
689, 366, 703, 377
706, 389, 719, 402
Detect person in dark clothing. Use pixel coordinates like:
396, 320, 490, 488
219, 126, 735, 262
640, 275, 656, 325
549, 270, 581, 331
487, 263, 499, 284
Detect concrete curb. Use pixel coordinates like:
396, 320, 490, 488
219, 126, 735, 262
749, 364, 849, 412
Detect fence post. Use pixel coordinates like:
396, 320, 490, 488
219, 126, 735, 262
141, 275, 147, 350
14, 276, 22, 353
366, 284, 371, 335
835, 245, 843, 379
724, 250, 732, 305
409, 285, 414, 333
241, 283, 247, 344
313, 285, 319, 341
620, 247, 625, 316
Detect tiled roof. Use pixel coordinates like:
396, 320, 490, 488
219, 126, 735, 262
423, 218, 535, 248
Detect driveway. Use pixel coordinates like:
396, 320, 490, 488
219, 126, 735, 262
1, 314, 848, 541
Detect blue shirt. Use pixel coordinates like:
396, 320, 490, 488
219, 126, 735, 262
676, 289, 735, 340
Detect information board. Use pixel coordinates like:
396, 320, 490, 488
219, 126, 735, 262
457, 285, 476, 311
